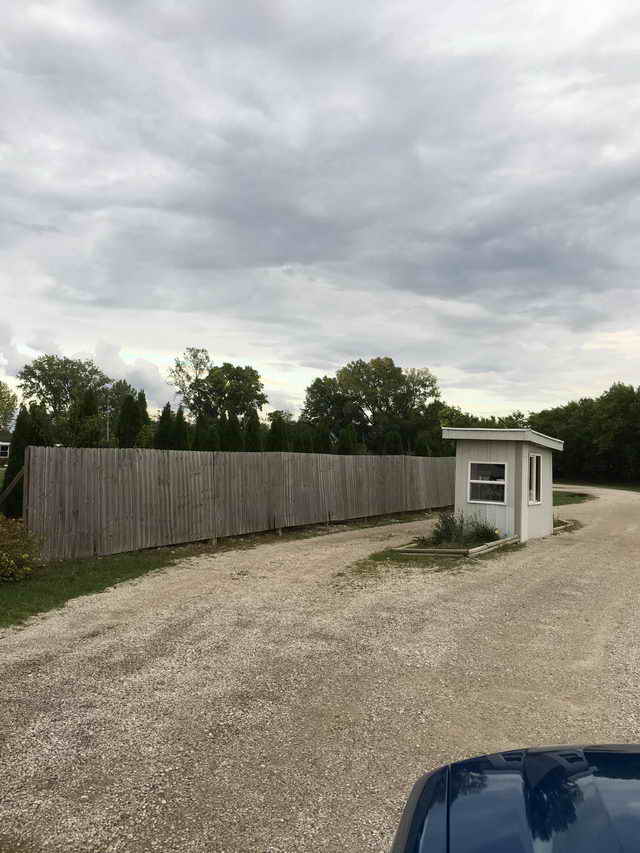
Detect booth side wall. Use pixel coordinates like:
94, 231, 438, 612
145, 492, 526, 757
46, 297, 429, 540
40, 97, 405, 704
454, 439, 517, 536
454, 439, 554, 540
526, 445, 554, 539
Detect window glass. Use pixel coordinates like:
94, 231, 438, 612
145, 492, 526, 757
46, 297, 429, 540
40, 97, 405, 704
529, 455, 542, 503
469, 462, 505, 482
470, 482, 505, 503
528, 456, 535, 502
0, 445, 8, 458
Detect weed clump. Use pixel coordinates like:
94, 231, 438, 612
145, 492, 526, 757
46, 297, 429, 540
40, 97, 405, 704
420, 511, 501, 548
0, 517, 40, 582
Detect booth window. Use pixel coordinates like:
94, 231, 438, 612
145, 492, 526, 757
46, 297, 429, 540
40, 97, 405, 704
529, 454, 541, 504
468, 462, 506, 504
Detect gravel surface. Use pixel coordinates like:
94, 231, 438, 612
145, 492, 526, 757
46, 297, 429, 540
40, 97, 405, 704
2, 486, 640, 852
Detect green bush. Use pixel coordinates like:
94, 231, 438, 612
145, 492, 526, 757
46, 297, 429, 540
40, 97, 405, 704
0, 517, 40, 582
468, 518, 501, 543
431, 510, 465, 544
429, 511, 501, 546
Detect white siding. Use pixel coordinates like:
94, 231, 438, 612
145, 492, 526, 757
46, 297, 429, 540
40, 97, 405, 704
526, 445, 554, 539
453, 437, 557, 542
454, 439, 517, 537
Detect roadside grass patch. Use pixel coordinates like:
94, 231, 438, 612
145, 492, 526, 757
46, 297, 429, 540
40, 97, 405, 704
474, 542, 527, 561
342, 547, 465, 584
553, 491, 595, 506
0, 542, 217, 629
0, 508, 446, 629
343, 537, 530, 586
555, 479, 640, 493
553, 517, 584, 534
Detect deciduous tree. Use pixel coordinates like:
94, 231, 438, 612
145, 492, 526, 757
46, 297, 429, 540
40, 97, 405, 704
301, 376, 363, 438
18, 355, 111, 418
0, 381, 18, 432
169, 349, 268, 420
302, 357, 440, 453
167, 348, 212, 414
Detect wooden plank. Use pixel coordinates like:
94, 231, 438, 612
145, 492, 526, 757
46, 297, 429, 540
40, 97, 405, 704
24, 448, 456, 561
32, 447, 47, 559
23, 447, 30, 526
96, 449, 108, 557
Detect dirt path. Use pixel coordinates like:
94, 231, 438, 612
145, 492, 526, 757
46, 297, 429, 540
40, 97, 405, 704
2, 487, 640, 853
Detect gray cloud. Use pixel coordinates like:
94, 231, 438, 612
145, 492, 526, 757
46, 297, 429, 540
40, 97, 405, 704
0, 323, 24, 378
1, 1, 639, 416
92, 343, 170, 411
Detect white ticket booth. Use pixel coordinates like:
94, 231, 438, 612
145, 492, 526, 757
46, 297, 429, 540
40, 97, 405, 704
441, 428, 564, 542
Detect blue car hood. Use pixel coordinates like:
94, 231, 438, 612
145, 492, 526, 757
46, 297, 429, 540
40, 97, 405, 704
391, 745, 640, 852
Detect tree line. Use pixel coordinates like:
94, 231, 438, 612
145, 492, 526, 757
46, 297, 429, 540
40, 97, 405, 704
2, 348, 640, 517
528, 382, 640, 483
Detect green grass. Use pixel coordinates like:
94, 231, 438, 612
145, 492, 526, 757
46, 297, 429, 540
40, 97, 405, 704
553, 517, 583, 533
552, 490, 595, 506
555, 479, 640, 493
0, 541, 218, 629
413, 536, 499, 550
476, 542, 526, 561
344, 547, 462, 580
0, 507, 440, 629
342, 538, 529, 583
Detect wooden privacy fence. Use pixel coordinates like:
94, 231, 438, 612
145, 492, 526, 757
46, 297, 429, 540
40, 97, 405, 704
24, 446, 455, 561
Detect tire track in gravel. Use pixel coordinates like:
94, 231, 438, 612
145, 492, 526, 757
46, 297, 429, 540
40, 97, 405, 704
2, 489, 640, 852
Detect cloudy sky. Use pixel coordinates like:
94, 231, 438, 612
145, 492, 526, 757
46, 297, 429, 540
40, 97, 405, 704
2, 0, 640, 415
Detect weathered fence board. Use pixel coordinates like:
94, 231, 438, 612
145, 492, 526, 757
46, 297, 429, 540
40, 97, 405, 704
25, 447, 455, 561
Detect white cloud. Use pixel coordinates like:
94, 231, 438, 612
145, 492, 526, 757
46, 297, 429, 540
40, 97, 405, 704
2, 1, 640, 416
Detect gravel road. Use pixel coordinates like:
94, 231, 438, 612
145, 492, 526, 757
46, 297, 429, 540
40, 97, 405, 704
2, 486, 640, 853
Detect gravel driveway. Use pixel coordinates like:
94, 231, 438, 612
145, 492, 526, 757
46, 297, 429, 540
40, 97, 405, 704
2, 486, 640, 852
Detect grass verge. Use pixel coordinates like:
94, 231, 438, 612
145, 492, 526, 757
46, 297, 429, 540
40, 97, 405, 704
412, 537, 498, 551
555, 480, 640, 493
341, 539, 528, 586
553, 490, 595, 506
553, 517, 584, 533
0, 542, 211, 630
0, 508, 440, 629
342, 547, 464, 582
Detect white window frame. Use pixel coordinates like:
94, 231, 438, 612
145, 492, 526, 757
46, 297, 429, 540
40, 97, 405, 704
467, 461, 507, 506
528, 453, 542, 505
